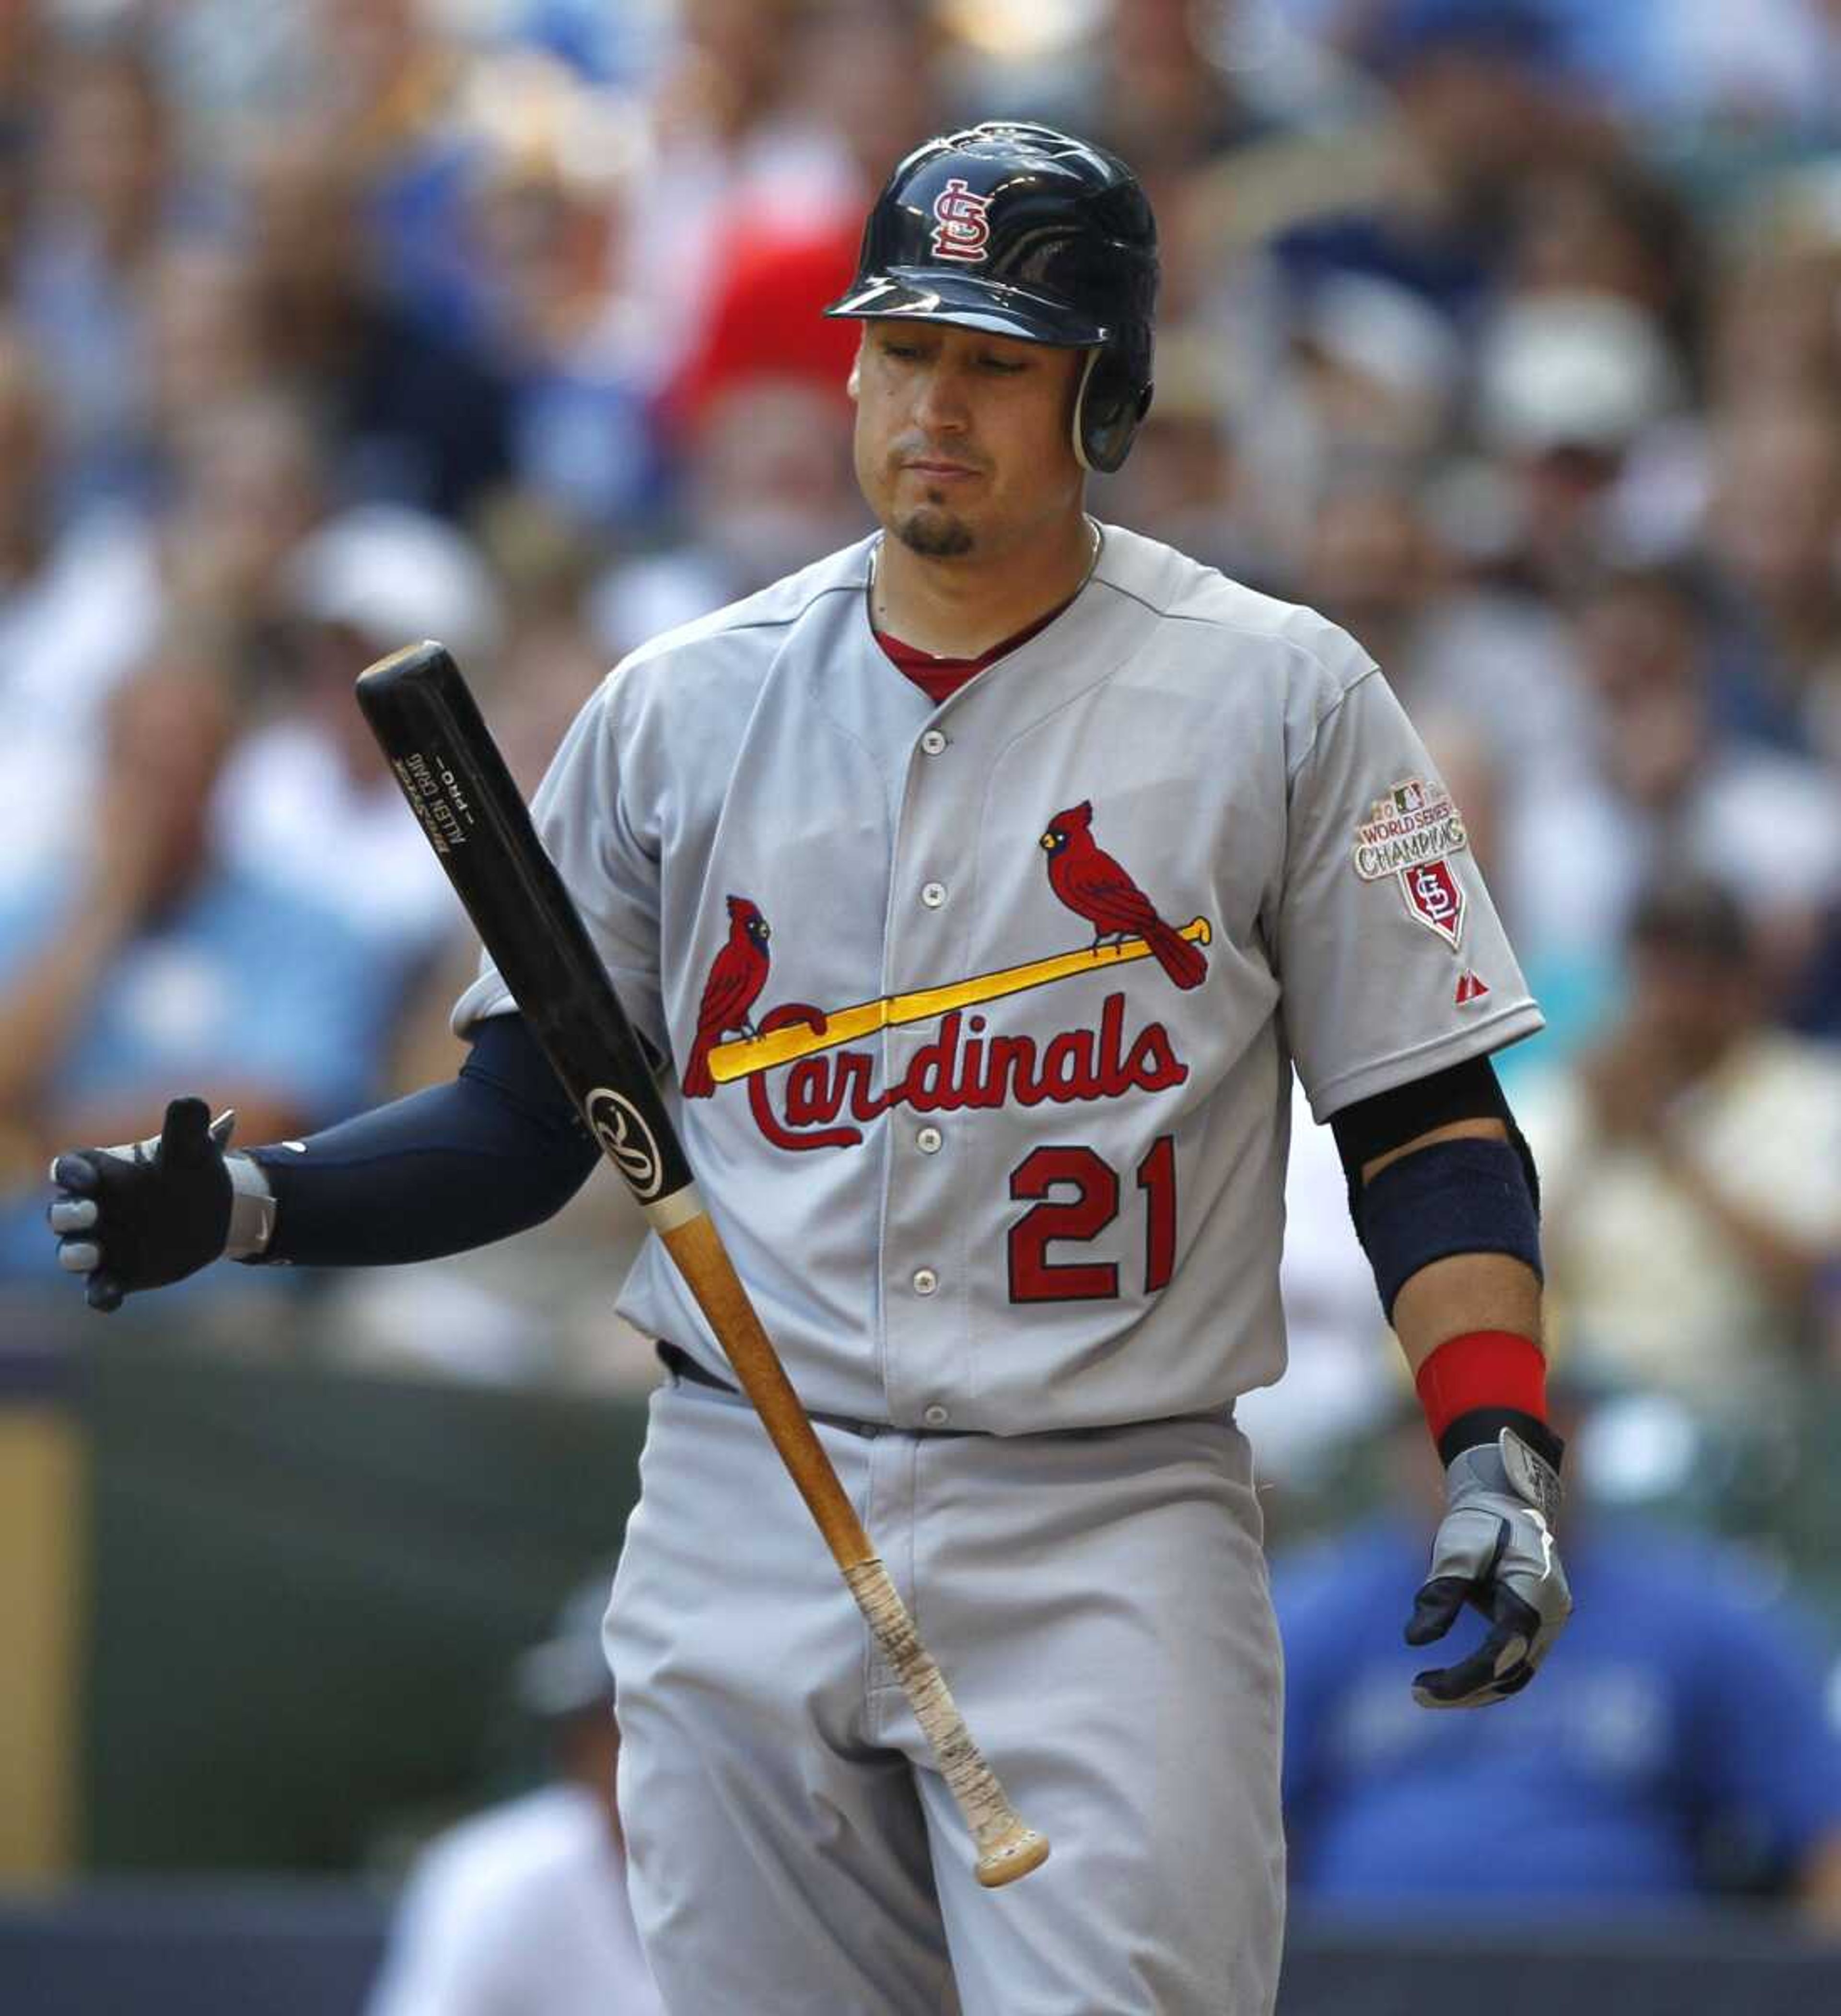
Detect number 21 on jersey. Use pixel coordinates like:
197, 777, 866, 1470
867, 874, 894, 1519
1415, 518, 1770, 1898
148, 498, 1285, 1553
1007, 1135, 1176, 1302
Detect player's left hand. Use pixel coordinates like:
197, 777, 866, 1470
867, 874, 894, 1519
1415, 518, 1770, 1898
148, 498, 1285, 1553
1406, 1427, 1571, 1708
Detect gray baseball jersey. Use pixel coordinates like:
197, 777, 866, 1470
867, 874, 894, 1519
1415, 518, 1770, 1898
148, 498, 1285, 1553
454, 520, 1541, 1434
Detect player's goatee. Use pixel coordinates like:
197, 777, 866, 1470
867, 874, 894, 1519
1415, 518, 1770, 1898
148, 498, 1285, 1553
895, 508, 975, 558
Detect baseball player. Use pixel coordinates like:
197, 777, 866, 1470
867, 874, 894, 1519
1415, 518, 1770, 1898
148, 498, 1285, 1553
47, 124, 1570, 2016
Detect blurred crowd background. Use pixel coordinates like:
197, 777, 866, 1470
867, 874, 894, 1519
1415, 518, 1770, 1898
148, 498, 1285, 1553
3, 0, 1841, 2006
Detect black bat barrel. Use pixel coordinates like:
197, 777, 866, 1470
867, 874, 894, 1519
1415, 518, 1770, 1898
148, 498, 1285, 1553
354, 640, 694, 1209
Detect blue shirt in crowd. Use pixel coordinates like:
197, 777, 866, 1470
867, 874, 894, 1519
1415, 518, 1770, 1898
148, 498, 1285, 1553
1277, 1515, 1841, 1909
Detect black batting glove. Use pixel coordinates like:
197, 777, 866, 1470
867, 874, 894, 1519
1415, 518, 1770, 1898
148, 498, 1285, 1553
1406, 1428, 1572, 1709
46, 1098, 234, 1312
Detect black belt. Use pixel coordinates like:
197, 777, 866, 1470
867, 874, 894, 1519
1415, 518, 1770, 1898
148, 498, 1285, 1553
653, 1344, 1160, 1442
657, 1338, 737, 1396
657, 1340, 923, 1440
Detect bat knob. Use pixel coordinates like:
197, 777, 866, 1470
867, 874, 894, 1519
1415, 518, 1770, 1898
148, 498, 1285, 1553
974, 1825, 1051, 1888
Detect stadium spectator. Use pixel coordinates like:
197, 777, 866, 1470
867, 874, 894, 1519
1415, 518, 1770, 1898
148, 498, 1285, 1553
15, 32, 194, 512
366, 1574, 664, 2016
1227, 270, 1460, 575
1580, 0, 1841, 139
211, 502, 503, 962
154, 391, 327, 666
1699, 390, 1841, 761
1703, 224, 1841, 409
0, 319, 164, 901
462, 57, 662, 535
658, 218, 860, 455
1495, 567, 1841, 1021
1277, 1390, 1841, 1924
591, 375, 864, 655
1503, 152, 1701, 342
616, 0, 859, 385
1268, 0, 1602, 330
1468, 290, 1684, 598
1516, 872, 1841, 1418
0, 649, 397, 1289
238, 128, 513, 521
297, 0, 492, 340
1083, 0, 1302, 177
1298, 467, 1594, 804
129, 238, 269, 498
782, 0, 951, 202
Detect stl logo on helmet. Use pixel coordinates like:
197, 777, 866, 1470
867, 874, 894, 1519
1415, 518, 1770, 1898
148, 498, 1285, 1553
930, 177, 994, 263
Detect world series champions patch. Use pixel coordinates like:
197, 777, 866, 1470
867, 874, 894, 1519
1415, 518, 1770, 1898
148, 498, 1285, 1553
1352, 778, 1469, 948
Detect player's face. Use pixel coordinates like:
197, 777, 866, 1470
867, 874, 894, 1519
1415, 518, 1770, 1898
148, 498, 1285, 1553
851, 321, 1086, 562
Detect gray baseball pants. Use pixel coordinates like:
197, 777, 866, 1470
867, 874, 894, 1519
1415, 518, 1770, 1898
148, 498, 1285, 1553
606, 1373, 1284, 2015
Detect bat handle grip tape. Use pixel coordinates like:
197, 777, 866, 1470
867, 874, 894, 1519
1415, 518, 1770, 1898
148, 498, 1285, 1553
658, 1214, 1050, 1888
842, 1557, 1051, 1887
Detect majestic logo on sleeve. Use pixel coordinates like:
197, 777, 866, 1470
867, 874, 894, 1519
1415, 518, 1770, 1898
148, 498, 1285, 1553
1352, 777, 1469, 948
677, 804, 1212, 1149
929, 177, 995, 263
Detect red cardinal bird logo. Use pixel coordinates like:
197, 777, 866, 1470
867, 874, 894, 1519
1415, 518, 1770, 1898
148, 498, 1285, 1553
1041, 801, 1208, 990
682, 895, 772, 1098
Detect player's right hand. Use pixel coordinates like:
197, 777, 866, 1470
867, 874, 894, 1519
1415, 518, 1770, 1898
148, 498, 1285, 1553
46, 1098, 234, 1312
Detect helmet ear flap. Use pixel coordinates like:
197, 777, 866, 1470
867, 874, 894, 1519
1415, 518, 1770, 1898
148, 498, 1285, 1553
1073, 349, 1154, 474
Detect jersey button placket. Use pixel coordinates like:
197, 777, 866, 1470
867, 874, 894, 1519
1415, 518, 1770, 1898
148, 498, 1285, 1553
885, 719, 963, 1426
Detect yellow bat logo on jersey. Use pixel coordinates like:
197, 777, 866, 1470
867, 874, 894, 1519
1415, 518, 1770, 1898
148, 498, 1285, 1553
703, 917, 1212, 1087
697, 920, 1213, 1153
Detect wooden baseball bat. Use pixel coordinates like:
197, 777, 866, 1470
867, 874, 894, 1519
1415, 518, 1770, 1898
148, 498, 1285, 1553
355, 640, 1049, 1888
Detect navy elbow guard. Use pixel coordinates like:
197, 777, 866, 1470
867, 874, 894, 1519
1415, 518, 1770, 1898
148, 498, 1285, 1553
1354, 1135, 1543, 1324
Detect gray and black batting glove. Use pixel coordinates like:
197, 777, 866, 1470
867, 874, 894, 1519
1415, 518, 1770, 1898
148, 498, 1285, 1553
1407, 1427, 1572, 1709
47, 1098, 242, 1311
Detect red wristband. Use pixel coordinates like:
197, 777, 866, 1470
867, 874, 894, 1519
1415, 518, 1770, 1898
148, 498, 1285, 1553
1414, 1330, 1547, 1444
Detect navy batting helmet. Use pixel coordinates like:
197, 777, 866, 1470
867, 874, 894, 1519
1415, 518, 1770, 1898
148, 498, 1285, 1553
825, 122, 1158, 474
